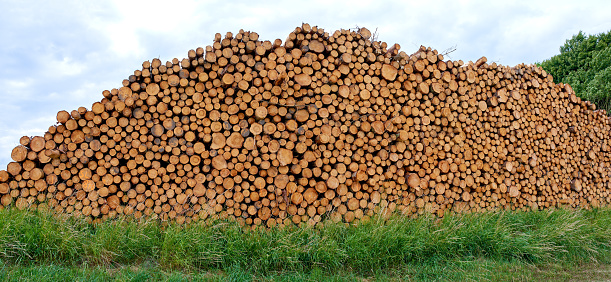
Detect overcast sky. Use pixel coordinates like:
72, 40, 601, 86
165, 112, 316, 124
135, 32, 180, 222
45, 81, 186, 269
1, 0, 610, 169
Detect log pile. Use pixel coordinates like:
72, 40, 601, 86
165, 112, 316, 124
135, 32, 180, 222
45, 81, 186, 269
1, 23, 611, 227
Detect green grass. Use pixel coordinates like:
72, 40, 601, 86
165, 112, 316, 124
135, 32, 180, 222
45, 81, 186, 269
2, 260, 611, 281
1, 208, 611, 280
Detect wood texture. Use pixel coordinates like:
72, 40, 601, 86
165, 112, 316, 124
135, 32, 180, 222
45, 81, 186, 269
1, 24, 610, 226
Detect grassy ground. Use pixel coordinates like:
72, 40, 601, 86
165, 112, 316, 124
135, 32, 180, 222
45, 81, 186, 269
1, 208, 610, 281
2, 261, 611, 281
3, 261, 611, 281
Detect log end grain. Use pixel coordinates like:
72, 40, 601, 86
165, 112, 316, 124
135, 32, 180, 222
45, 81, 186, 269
227, 132, 244, 149
11, 146, 28, 162
211, 133, 227, 149
303, 188, 318, 204
308, 40, 325, 53
381, 64, 398, 81
212, 155, 228, 170
408, 174, 420, 190
277, 148, 293, 166
56, 111, 70, 124
509, 186, 520, 198
571, 179, 582, 192
295, 73, 312, 87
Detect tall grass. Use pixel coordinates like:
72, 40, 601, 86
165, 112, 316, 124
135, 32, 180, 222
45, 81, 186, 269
1, 208, 610, 275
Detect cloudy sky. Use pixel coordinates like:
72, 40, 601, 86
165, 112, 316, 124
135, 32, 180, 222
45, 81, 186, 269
1, 0, 610, 169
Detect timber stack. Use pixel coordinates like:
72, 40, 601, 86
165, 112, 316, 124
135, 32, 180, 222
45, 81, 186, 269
1, 24, 610, 227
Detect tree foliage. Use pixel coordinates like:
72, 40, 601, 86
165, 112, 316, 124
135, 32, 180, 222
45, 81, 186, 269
539, 30, 611, 112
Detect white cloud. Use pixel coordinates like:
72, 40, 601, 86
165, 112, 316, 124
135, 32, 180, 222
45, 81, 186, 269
2, 79, 32, 93
48, 56, 88, 78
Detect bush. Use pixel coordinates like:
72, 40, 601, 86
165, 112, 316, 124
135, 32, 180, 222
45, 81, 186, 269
539, 30, 611, 112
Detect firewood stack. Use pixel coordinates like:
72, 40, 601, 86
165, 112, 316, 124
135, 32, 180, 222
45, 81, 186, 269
1, 24, 610, 227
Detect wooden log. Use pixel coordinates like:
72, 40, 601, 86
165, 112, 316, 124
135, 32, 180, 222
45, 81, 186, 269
295, 73, 312, 87
11, 146, 28, 162
381, 64, 398, 81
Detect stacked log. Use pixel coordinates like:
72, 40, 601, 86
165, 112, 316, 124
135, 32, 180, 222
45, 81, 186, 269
1, 23, 611, 227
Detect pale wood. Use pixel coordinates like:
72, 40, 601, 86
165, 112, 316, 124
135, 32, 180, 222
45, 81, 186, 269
1, 24, 610, 226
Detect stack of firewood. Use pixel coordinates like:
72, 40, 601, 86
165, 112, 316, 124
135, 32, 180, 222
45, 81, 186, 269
1, 24, 609, 227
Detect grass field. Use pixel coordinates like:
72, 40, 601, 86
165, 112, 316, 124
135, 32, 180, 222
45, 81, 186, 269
1, 207, 610, 281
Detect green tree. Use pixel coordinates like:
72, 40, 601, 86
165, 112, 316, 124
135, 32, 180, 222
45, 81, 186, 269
539, 30, 611, 112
